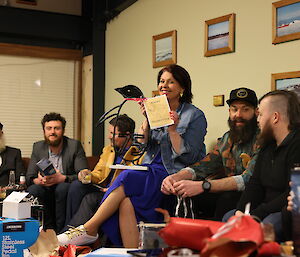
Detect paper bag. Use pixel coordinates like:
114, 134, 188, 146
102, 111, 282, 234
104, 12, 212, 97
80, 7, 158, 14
29, 229, 59, 257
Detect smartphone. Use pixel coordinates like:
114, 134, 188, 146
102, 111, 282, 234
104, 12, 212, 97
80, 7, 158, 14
127, 249, 162, 257
92, 184, 107, 191
291, 165, 300, 255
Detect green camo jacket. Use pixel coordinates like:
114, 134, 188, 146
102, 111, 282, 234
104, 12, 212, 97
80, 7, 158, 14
190, 129, 260, 191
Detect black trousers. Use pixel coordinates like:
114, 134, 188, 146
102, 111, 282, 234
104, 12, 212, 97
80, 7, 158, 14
27, 183, 70, 233
64, 180, 101, 227
62, 191, 104, 232
191, 191, 242, 221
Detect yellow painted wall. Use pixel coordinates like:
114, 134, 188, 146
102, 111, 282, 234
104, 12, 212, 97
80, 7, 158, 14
105, 0, 300, 150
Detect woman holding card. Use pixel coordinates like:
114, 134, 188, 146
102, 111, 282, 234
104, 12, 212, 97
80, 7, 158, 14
57, 64, 207, 247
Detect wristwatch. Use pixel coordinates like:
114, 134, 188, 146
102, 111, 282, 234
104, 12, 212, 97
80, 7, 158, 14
202, 179, 211, 192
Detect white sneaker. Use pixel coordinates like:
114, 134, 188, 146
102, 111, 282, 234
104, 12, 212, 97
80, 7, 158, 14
57, 225, 98, 246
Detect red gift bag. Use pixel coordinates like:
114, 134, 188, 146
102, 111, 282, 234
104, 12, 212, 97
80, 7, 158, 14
201, 215, 264, 257
158, 217, 224, 250
50, 244, 91, 257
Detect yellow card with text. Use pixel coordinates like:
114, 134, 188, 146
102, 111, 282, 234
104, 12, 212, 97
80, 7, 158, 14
144, 94, 174, 129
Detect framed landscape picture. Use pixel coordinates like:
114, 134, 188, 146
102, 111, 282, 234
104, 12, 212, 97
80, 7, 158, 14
272, 0, 300, 44
271, 71, 300, 99
204, 13, 235, 57
16, 0, 37, 5
152, 30, 177, 68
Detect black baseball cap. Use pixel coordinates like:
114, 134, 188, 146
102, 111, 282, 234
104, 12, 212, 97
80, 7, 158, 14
0, 122, 2, 130
226, 87, 258, 107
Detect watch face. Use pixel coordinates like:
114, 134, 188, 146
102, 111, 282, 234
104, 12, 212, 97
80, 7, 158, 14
202, 181, 211, 191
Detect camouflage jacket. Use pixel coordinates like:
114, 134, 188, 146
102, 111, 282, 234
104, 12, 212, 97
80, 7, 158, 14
190, 129, 260, 191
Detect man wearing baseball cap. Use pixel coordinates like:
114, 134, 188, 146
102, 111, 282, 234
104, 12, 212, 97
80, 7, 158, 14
161, 87, 260, 220
0, 122, 25, 187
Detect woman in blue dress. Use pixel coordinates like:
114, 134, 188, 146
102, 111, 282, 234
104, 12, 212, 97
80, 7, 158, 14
57, 64, 207, 247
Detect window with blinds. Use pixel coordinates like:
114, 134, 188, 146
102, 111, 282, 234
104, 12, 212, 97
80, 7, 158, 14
0, 55, 78, 157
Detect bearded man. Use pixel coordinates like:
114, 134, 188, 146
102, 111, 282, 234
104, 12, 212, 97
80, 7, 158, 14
26, 112, 88, 232
0, 122, 25, 187
229, 90, 300, 241
161, 88, 260, 220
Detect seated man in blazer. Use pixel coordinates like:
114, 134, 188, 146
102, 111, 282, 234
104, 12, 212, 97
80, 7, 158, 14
0, 122, 25, 187
26, 112, 88, 233
63, 114, 140, 230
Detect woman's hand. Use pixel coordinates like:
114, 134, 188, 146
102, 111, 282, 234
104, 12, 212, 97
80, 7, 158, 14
138, 100, 147, 118
168, 111, 180, 132
161, 174, 178, 195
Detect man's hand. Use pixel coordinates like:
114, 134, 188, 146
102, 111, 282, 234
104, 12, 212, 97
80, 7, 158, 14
161, 169, 193, 195
235, 210, 244, 217
78, 169, 91, 183
173, 180, 203, 198
33, 173, 46, 185
287, 191, 294, 211
43, 171, 66, 187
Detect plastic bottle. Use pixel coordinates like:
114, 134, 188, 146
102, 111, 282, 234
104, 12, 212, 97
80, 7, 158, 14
19, 173, 26, 190
8, 170, 15, 187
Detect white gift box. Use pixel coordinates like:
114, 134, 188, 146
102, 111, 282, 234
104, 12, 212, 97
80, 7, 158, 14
2, 191, 31, 220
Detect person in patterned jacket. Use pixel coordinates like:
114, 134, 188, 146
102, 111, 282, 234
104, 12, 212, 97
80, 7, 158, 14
161, 87, 260, 220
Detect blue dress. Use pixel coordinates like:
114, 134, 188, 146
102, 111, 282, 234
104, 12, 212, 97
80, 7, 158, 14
101, 153, 168, 246
101, 103, 207, 246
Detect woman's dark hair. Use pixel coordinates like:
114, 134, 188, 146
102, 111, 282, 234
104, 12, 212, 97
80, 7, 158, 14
259, 90, 300, 130
109, 114, 135, 134
41, 112, 66, 130
157, 64, 193, 103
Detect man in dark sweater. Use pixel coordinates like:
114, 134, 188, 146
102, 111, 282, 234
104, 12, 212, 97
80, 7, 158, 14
231, 90, 300, 241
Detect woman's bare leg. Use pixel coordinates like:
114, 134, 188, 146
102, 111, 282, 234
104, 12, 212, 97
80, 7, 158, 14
119, 198, 139, 248
84, 185, 126, 236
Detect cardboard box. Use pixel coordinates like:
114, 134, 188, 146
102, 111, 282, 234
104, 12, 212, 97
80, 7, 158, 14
0, 217, 40, 256
2, 191, 31, 220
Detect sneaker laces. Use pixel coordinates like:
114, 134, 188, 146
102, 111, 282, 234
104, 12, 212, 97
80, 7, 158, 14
65, 225, 86, 240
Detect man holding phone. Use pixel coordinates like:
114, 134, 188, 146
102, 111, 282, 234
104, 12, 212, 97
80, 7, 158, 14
26, 112, 88, 233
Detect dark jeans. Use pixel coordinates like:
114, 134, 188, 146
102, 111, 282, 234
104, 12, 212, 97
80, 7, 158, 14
191, 191, 242, 221
64, 180, 100, 227
62, 191, 104, 232
27, 182, 70, 233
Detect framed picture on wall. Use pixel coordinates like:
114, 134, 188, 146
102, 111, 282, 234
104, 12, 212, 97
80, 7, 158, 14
272, 0, 300, 44
271, 71, 300, 99
152, 30, 177, 68
16, 0, 37, 5
204, 13, 235, 57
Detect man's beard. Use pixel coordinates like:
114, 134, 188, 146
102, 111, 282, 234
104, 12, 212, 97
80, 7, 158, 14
257, 119, 275, 147
0, 135, 6, 153
44, 134, 63, 147
228, 116, 258, 144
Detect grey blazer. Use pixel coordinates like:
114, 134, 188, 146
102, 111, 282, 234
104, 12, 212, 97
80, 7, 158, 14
26, 136, 88, 185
